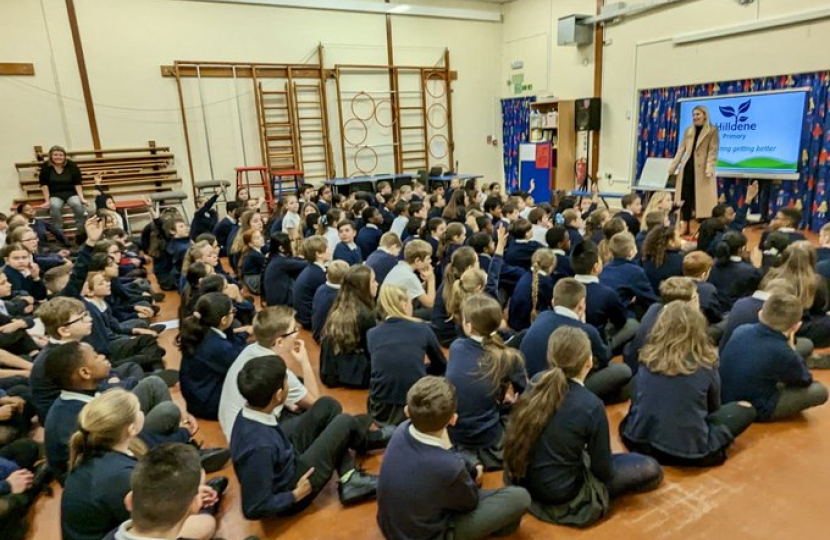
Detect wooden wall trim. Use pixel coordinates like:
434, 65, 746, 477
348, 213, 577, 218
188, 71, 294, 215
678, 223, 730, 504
0, 63, 35, 76
65, 0, 101, 150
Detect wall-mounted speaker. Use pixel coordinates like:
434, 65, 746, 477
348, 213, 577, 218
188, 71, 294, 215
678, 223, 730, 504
575, 97, 601, 132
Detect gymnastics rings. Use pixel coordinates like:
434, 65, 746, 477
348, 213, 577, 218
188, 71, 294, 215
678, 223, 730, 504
350, 91, 376, 122
425, 72, 447, 98
374, 100, 396, 128
354, 146, 379, 175
343, 118, 368, 147
429, 134, 449, 159
427, 103, 448, 129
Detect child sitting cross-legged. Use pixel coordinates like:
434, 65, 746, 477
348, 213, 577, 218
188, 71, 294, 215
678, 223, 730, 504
504, 326, 662, 528
293, 236, 330, 330
231, 355, 389, 519
311, 260, 349, 344
377, 376, 531, 540
365, 232, 403, 286
620, 301, 757, 467
43, 341, 229, 484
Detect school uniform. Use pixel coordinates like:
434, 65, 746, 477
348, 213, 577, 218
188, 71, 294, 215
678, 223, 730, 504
504, 240, 543, 270
366, 250, 399, 285
311, 283, 340, 343
356, 224, 382, 260
507, 270, 554, 332
390, 216, 408, 238
316, 200, 331, 216
574, 275, 631, 345
320, 306, 376, 388
367, 318, 446, 425
816, 247, 830, 263
642, 249, 685, 292
83, 298, 164, 373
218, 342, 309, 441
516, 381, 661, 527
384, 262, 425, 302
634, 230, 647, 254
380, 207, 395, 232
565, 227, 583, 250
213, 217, 236, 257
165, 237, 191, 286
520, 307, 611, 377
621, 367, 736, 465
3, 266, 47, 301
531, 224, 548, 246
230, 403, 369, 519
599, 257, 659, 308
293, 263, 327, 328
759, 228, 806, 250
61, 451, 135, 540
720, 323, 815, 421
696, 280, 726, 324
262, 253, 308, 307
447, 337, 527, 460
718, 293, 765, 350
180, 328, 249, 420
614, 210, 640, 236
240, 248, 266, 295
479, 253, 524, 296
333, 241, 363, 266
190, 193, 220, 240
622, 303, 663, 374
45, 391, 93, 483
378, 422, 530, 540
552, 249, 574, 278
281, 211, 300, 235
708, 257, 762, 306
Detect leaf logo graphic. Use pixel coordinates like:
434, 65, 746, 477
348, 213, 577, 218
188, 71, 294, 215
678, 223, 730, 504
719, 106, 736, 118
738, 100, 751, 114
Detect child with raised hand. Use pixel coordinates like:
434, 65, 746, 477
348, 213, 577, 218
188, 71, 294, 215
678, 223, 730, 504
292, 236, 330, 329
505, 326, 662, 528
447, 294, 527, 470
320, 266, 378, 388
61, 389, 227, 540
621, 301, 756, 467
709, 231, 761, 306
520, 278, 632, 403
368, 285, 446, 426
311, 260, 349, 344
332, 220, 363, 265
720, 292, 829, 421
263, 231, 308, 307
231, 355, 387, 519
239, 229, 266, 295
641, 225, 685, 292
218, 306, 321, 442
378, 376, 531, 540
508, 248, 556, 332
190, 183, 226, 240
178, 292, 250, 420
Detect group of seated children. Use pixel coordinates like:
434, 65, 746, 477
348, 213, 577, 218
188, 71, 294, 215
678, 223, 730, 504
3, 173, 829, 540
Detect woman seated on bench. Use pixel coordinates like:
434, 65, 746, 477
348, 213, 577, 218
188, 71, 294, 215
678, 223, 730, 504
38, 145, 88, 232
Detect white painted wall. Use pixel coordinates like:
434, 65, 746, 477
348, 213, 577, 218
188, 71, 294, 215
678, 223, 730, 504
501, 0, 830, 194
0, 0, 504, 204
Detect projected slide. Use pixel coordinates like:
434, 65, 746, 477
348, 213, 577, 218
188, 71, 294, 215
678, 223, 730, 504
678, 90, 807, 179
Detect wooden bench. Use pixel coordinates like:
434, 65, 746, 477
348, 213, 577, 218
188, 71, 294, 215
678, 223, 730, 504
13, 141, 184, 234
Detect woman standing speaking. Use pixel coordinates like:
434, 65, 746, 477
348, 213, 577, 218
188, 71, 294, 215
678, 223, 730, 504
669, 106, 720, 232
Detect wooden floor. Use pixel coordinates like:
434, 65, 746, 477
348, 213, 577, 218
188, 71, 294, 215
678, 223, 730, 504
25, 227, 830, 540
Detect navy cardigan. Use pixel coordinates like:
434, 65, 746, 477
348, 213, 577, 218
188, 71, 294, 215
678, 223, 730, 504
311, 284, 339, 343
446, 338, 527, 449
504, 240, 543, 270
579, 278, 628, 341
292, 264, 326, 328
507, 270, 553, 332
356, 226, 382, 260
190, 193, 220, 240
642, 249, 685, 293
366, 250, 399, 285
599, 258, 658, 307
180, 328, 249, 420
520, 309, 611, 377
720, 323, 813, 420
332, 242, 363, 265
368, 317, 446, 406
263, 254, 308, 307
622, 303, 663, 374
708, 259, 762, 307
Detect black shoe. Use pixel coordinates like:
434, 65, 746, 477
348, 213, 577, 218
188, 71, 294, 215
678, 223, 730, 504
364, 425, 396, 452
151, 304, 161, 315
152, 292, 166, 302
29, 462, 53, 499
200, 475, 229, 516
338, 469, 378, 506
199, 448, 230, 473
806, 354, 830, 369
149, 323, 167, 334
151, 369, 179, 387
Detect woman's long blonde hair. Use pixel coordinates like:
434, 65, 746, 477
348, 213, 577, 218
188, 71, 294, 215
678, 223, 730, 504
760, 240, 819, 310
504, 326, 591, 480
68, 388, 147, 471
640, 192, 673, 229
640, 301, 717, 376
377, 284, 419, 322
181, 240, 212, 278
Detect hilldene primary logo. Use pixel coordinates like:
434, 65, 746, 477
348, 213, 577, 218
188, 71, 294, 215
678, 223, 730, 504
716, 100, 757, 132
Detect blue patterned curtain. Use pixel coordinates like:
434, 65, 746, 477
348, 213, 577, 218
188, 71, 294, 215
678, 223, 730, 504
501, 96, 536, 191
637, 72, 830, 230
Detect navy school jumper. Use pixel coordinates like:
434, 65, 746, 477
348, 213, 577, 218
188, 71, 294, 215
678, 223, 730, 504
293, 264, 327, 328
520, 309, 611, 378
